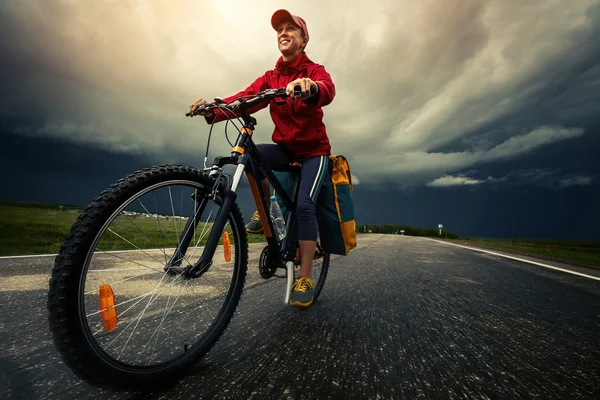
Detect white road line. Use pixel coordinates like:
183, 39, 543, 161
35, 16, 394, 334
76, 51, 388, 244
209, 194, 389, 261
0, 249, 153, 259
0, 248, 170, 259
0, 242, 269, 260
89, 268, 153, 272
424, 238, 600, 281
0, 253, 58, 259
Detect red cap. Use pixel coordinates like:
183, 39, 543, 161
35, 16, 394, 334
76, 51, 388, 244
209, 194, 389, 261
271, 9, 309, 43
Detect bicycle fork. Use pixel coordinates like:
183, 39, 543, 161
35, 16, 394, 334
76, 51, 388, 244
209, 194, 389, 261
181, 164, 245, 278
166, 193, 209, 268
162, 162, 243, 278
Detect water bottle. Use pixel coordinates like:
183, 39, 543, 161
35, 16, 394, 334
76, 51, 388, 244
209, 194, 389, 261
269, 195, 286, 241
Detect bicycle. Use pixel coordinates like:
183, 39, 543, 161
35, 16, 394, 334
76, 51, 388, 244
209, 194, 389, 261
47, 85, 330, 391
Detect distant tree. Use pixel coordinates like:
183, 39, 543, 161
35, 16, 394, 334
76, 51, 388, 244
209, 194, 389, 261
354, 223, 459, 238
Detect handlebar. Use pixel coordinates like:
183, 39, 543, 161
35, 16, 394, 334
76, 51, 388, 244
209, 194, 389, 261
186, 83, 318, 117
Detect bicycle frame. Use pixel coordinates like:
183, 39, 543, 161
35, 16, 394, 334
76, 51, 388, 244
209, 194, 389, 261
174, 112, 300, 283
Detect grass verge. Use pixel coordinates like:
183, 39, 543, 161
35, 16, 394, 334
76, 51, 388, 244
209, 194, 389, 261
445, 238, 600, 271
0, 203, 267, 256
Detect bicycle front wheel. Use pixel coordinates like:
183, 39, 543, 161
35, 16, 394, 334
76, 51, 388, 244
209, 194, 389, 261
47, 165, 248, 390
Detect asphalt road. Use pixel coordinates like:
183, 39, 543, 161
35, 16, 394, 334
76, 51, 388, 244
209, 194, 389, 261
1, 234, 599, 399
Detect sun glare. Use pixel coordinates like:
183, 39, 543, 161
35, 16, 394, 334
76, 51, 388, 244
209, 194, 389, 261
210, 0, 235, 21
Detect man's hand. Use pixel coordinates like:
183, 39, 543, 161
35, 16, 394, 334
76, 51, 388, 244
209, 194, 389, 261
188, 98, 212, 117
286, 78, 319, 100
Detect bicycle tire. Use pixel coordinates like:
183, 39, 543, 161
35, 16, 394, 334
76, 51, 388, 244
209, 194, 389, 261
258, 243, 329, 297
47, 164, 248, 391
284, 215, 330, 302
309, 245, 330, 302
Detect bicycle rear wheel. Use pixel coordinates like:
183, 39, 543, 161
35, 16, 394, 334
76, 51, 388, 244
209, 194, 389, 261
300, 241, 330, 302
47, 165, 248, 390
259, 241, 330, 303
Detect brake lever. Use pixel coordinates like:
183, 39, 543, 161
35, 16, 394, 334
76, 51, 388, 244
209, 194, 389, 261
273, 88, 289, 106
186, 103, 214, 117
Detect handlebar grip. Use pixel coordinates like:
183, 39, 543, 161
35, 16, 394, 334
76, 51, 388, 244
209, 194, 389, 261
186, 109, 208, 117
293, 83, 319, 97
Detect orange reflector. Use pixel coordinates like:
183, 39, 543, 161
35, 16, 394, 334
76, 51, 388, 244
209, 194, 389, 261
223, 232, 231, 262
99, 284, 118, 332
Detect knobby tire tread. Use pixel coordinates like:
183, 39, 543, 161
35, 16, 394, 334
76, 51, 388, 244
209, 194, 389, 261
47, 164, 248, 391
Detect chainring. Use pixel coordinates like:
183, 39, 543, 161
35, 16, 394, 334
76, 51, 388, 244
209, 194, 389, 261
258, 245, 278, 279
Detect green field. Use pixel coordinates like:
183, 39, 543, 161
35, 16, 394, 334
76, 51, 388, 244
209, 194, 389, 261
449, 237, 600, 270
2, 202, 599, 272
0, 202, 266, 256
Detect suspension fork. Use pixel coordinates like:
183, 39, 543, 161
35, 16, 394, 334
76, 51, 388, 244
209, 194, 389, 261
185, 161, 246, 278
184, 119, 261, 278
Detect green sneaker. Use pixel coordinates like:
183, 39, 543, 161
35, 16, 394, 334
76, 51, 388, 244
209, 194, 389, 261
288, 277, 315, 308
245, 211, 263, 234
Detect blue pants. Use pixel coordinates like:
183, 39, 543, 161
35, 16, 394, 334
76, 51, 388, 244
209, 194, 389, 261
255, 144, 328, 241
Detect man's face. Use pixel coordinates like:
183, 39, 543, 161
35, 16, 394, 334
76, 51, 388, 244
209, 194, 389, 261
277, 21, 306, 56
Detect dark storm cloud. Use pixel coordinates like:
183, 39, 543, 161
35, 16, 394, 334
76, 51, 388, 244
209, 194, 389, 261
0, 131, 157, 205
2, 0, 599, 184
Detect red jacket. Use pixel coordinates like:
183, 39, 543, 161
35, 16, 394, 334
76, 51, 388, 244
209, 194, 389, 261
206, 52, 335, 160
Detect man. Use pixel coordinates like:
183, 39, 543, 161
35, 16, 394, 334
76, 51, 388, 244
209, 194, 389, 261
189, 10, 335, 307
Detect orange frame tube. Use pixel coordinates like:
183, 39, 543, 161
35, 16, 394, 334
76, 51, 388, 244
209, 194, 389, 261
246, 172, 273, 238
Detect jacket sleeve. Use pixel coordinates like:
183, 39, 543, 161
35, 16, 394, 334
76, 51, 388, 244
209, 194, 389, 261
305, 64, 336, 108
205, 73, 270, 124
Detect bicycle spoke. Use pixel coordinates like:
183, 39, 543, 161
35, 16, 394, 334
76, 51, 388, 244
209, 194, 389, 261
179, 186, 184, 241
140, 280, 189, 365
107, 209, 195, 270
77, 179, 245, 369
159, 194, 209, 267
150, 195, 168, 266
95, 247, 167, 273
168, 186, 181, 242
104, 229, 174, 268
187, 204, 216, 261
115, 270, 187, 360
89, 290, 156, 319
107, 270, 182, 357
193, 189, 198, 247
85, 270, 157, 296
83, 248, 168, 295
137, 198, 178, 249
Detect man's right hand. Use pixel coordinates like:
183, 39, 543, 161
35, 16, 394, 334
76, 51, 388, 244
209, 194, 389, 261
188, 98, 212, 117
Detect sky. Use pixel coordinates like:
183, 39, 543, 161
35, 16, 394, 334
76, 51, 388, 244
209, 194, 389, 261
1, 0, 599, 239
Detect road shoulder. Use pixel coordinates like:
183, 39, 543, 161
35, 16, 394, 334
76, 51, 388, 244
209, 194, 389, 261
424, 238, 600, 280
